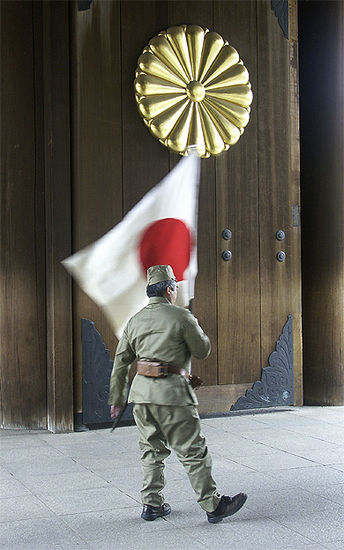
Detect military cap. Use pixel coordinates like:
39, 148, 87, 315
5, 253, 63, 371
147, 265, 177, 285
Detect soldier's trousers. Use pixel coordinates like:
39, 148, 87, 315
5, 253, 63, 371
133, 404, 221, 513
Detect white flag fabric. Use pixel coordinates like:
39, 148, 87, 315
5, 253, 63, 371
62, 154, 200, 338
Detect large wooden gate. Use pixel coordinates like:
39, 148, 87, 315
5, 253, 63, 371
71, 0, 302, 418
3, 0, 344, 430
0, 0, 302, 430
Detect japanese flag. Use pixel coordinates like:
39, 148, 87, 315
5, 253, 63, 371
62, 154, 200, 338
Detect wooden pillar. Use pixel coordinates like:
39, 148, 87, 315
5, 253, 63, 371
0, 1, 73, 431
0, 1, 47, 429
42, 0, 73, 431
299, 0, 344, 405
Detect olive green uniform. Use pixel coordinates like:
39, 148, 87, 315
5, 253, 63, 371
108, 296, 221, 512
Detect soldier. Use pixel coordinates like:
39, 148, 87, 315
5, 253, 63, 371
108, 264, 247, 523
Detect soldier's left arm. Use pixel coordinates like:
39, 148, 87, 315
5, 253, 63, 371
182, 311, 211, 360
108, 329, 136, 407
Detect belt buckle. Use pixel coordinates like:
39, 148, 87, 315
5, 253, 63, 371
159, 365, 169, 377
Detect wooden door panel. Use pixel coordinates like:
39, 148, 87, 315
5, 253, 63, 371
214, 1, 261, 385
256, 1, 297, 369
167, 1, 218, 386
71, 0, 123, 413
121, 0, 170, 215
192, 156, 218, 386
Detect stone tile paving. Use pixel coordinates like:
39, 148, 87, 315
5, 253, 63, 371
0, 406, 343, 549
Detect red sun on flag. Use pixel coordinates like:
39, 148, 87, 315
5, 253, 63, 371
138, 218, 194, 281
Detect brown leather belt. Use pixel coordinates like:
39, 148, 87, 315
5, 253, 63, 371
137, 361, 203, 390
137, 361, 188, 378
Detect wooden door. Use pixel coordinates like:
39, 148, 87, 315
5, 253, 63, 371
201, 1, 301, 413
214, 0, 260, 393
71, 0, 302, 419
177, 1, 301, 412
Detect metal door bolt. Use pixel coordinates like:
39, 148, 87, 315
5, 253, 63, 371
276, 230, 285, 241
276, 251, 286, 262
222, 250, 232, 261
222, 229, 232, 240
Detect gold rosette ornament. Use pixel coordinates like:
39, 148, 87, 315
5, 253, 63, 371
134, 25, 253, 158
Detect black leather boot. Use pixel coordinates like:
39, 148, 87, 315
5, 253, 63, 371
207, 493, 247, 524
141, 502, 171, 521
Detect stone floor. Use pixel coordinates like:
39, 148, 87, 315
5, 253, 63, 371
0, 406, 343, 549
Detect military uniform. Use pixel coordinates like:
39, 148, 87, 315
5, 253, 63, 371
108, 266, 221, 514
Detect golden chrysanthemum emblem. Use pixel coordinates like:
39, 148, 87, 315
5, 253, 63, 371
134, 25, 253, 158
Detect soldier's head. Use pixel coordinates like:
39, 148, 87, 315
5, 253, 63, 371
146, 265, 178, 304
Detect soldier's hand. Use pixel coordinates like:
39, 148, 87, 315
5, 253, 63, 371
110, 405, 122, 419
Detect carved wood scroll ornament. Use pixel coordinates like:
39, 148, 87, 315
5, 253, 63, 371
134, 25, 253, 158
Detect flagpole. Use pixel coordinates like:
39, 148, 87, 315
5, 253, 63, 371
186, 145, 201, 378
186, 145, 201, 317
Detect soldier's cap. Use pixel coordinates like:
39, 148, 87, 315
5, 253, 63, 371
147, 265, 177, 286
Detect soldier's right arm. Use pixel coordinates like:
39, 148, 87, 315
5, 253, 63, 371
108, 329, 136, 406
182, 310, 211, 360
